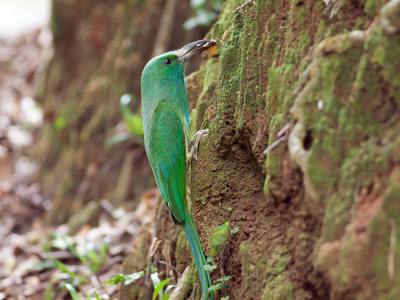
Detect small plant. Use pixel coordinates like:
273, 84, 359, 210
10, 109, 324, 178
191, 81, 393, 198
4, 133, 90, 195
208, 276, 232, 294
87, 271, 145, 299
147, 264, 175, 300
208, 221, 240, 256
120, 94, 144, 137
106, 94, 144, 147
151, 273, 174, 300
204, 222, 238, 297
230, 226, 240, 234
29, 233, 110, 299
209, 221, 229, 256
203, 256, 217, 273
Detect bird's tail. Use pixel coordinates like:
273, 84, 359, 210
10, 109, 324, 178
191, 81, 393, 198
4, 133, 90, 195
183, 212, 213, 300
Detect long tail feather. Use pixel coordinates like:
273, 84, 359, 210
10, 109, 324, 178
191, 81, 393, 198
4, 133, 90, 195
183, 212, 213, 300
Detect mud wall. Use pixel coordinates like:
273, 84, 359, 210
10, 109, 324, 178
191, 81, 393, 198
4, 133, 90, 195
153, 0, 400, 298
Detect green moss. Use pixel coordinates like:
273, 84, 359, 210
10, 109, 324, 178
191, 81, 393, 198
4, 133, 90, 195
353, 16, 368, 30
321, 194, 351, 242
261, 245, 293, 300
240, 242, 257, 296
360, 184, 400, 299
189, 0, 400, 297
316, 20, 328, 42
265, 113, 287, 176
307, 149, 337, 196
265, 61, 297, 120
382, 184, 400, 220
240, 243, 252, 273
176, 230, 188, 265
299, 30, 312, 52
296, 5, 307, 26
262, 275, 294, 300
208, 0, 242, 40
364, 0, 387, 17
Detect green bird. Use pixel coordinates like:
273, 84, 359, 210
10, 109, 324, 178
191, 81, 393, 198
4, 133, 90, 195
141, 40, 214, 299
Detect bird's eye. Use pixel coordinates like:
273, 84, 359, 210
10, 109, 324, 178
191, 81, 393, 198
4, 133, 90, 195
163, 58, 172, 65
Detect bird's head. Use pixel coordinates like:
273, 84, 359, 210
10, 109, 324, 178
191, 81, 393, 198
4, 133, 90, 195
141, 39, 217, 82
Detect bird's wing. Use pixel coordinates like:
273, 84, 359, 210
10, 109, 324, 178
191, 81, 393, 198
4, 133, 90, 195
148, 101, 186, 224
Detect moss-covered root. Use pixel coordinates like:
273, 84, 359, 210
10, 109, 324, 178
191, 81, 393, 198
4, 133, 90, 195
169, 266, 195, 300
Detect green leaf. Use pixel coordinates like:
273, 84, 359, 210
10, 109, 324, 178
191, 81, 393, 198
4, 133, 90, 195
217, 221, 229, 229
86, 244, 99, 272
215, 222, 230, 235
124, 271, 145, 285
164, 284, 175, 294
50, 259, 76, 278
105, 132, 134, 147
54, 116, 66, 130
153, 278, 173, 300
27, 260, 57, 271
104, 271, 144, 286
63, 283, 80, 300
203, 264, 217, 271
104, 273, 124, 285
208, 283, 223, 292
59, 235, 90, 270
212, 241, 222, 247
99, 238, 109, 259
230, 227, 240, 234
214, 276, 232, 282
120, 94, 144, 136
151, 272, 161, 287
221, 297, 230, 300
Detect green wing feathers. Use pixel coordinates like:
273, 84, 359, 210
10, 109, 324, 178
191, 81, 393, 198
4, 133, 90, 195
148, 101, 213, 299
148, 101, 186, 223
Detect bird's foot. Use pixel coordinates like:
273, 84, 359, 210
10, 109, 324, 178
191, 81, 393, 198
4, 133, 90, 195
188, 129, 209, 161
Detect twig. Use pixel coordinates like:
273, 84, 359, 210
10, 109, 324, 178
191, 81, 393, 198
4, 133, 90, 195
158, 260, 181, 278
277, 122, 291, 137
145, 196, 165, 285
216, 37, 225, 46
147, 238, 162, 261
388, 219, 396, 280
162, 240, 178, 281
233, 0, 255, 14
263, 135, 288, 155
192, 283, 197, 300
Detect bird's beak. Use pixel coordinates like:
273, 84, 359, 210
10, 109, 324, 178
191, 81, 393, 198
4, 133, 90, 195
177, 39, 217, 63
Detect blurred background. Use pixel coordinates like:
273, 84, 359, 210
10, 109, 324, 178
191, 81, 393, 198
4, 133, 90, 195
0, 0, 222, 298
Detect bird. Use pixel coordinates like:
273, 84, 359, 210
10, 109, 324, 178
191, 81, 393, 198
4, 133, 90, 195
141, 40, 216, 300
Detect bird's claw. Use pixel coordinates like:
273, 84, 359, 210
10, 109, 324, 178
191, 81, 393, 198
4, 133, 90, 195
189, 129, 209, 161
